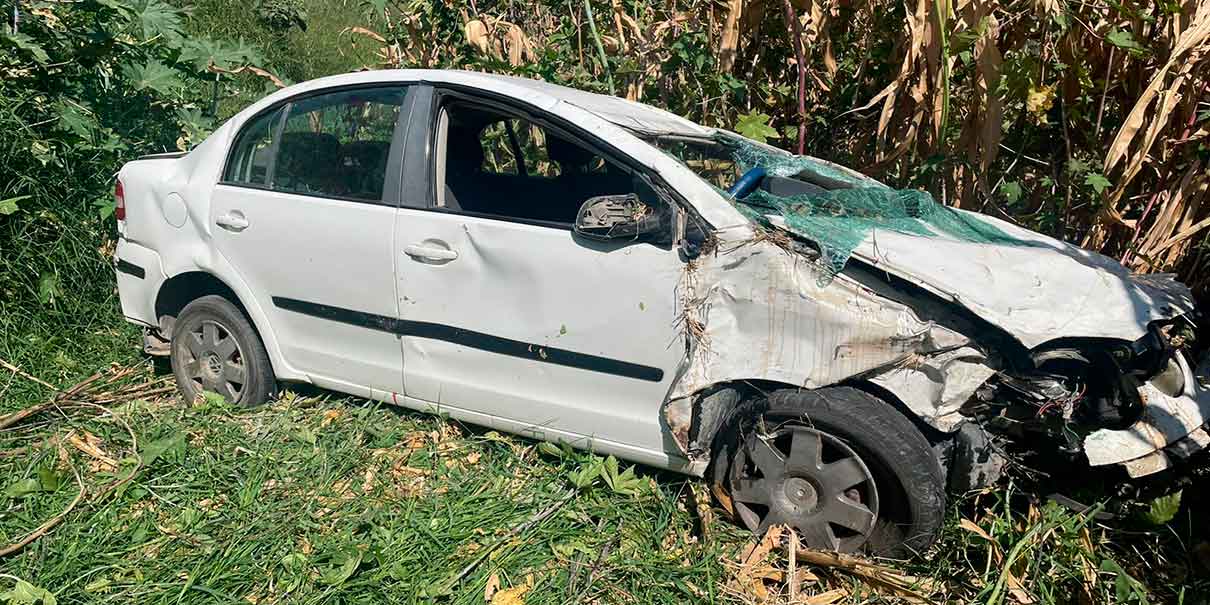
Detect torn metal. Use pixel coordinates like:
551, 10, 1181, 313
657, 135, 1208, 482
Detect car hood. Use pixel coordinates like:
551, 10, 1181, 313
838, 211, 1197, 349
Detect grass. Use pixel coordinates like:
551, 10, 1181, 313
2, 315, 1208, 604
1, 359, 743, 604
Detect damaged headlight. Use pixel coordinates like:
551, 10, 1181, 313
1149, 355, 1186, 397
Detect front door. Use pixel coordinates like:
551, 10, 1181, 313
211, 85, 409, 396
393, 91, 686, 458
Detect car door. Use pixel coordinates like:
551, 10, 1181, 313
392, 88, 687, 460
211, 85, 410, 396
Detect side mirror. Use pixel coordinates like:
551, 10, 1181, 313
574, 194, 670, 243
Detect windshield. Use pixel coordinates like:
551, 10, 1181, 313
644, 131, 1027, 283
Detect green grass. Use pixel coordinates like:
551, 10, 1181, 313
1, 365, 743, 604
2, 331, 1207, 604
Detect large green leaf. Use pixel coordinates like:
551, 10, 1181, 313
0, 579, 57, 605
3, 32, 51, 65
0, 195, 31, 216
132, 0, 184, 42
1141, 490, 1181, 525
121, 60, 183, 94
735, 111, 780, 144
139, 431, 186, 466
55, 101, 98, 139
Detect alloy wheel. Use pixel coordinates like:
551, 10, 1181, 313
179, 319, 246, 403
728, 424, 880, 551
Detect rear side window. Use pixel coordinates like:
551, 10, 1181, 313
275, 87, 405, 201
224, 106, 284, 186
222, 86, 406, 202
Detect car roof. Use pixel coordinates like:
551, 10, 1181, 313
273, 69, 715, 137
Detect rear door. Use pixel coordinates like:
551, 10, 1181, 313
211, 85, 409, 396
392, 88, 687, 460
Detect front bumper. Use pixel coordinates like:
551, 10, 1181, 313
1083, 348, 1210, 477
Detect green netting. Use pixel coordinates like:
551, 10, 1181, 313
726, 139, 1029, 280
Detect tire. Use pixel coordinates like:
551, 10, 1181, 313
170, 295, 274, 407
711, 386, 945, 557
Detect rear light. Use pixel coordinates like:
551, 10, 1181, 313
114, 180, 126, 221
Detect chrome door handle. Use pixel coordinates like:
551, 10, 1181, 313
404, 244, 458, 262
216, 212, 249, 231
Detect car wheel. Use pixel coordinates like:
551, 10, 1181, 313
170, 295, 274, 407
712, 386, 945, 556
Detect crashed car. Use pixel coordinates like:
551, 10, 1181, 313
113, 69, 1208, 555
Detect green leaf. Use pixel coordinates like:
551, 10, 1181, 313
133, 0, 184, 41
0, 195, 30, 216
1085, 172, 1112, 194
4, 478, 44, 499
180, 38, 259, 71
280, 552, 309, 570
3, 32, 50, 64
735, 111, 780, 144
1106, 29, 1145, 54
293, 426, 318, 445
37, 466, 62, 492
121, 61, 183, 95
537, 442, 563, 458
0, 579, 57, 605
38, 273, 60, 306
139, 432, 186, 466
56, 101, 97, 139
319, 546, 362, 586
1001, 181, 1023, 203
94, 198, 117, 220
1141, 490, 1181, 525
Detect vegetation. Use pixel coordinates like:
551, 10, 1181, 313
1, 0, 1208, 603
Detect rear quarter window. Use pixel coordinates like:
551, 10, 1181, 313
223, 107, 285, 186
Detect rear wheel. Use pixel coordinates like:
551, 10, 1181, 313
713, 387, 945, 556
170, 295, 274, 407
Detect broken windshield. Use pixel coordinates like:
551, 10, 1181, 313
649, 132, 1027, 281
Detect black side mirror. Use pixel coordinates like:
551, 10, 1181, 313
574, 194, 670, 243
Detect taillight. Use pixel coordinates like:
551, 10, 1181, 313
114, 180, 126, 221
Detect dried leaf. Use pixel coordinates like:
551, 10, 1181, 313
465, 19, 491, 54
804, 588, 848, 604
320, 409, 342, 427
719, 0, 745, 73
490, 583, 530, 605
484, 572, 500, 601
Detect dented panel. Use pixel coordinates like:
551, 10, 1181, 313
662, 233, 989, 454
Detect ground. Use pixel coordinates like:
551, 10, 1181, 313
1, 339, 1207, 604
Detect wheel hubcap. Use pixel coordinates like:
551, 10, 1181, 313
180, 319, 246, 403
729, 425, 880, 552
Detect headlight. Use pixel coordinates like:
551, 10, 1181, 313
1150, 355, 1186, 397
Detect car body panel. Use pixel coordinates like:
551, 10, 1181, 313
846, 212, 1196, 349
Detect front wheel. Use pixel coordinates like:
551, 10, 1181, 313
170, 295, 274, 407
712, 387, 946, 556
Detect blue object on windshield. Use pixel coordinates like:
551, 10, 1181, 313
727, 166, 767, 198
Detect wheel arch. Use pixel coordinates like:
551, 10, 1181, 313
152, 270, 304, 382
674, 378, 950, 467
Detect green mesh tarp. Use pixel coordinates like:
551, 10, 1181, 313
727, 140, 1027, 279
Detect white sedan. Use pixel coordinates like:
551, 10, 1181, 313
113, 69, 1208, 555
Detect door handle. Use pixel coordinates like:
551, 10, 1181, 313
216, 211, 249, 232
404, 243, 458, 262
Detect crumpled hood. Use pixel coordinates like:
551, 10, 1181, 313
842, 211, 1197, 349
